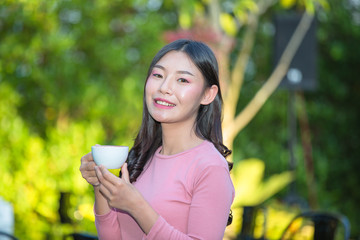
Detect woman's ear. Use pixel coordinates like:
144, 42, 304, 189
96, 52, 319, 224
201, 85, 218, 105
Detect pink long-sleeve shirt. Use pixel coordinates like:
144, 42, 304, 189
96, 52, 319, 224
94, 140, 235, 240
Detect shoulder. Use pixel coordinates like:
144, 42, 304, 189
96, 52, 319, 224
188, 141, 234, 196
187, 141, 231, 185
193, 140, 229, 170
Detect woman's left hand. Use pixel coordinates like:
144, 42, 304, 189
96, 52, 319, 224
95, 163, 159, 234
95, 163, 142, 214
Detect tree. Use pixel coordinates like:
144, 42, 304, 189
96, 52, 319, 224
165, 0, 323, 155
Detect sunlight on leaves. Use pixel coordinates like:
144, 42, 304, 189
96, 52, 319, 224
231, 158, 294, 207
179, 12, 192, 29
78, 203, 95, 221
280, 0, 297, 8
220, 13, 238, 36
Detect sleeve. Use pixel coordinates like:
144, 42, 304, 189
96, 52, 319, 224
145, 165, 235, 240
94, 208, 121, 240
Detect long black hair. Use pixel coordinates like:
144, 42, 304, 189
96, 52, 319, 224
125, 39, 232, 183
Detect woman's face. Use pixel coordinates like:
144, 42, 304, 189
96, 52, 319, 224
145, 51, 211, 126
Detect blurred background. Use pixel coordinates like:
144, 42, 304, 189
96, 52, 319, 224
0, 0, 359, 239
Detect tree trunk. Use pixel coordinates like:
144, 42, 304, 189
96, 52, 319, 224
222, 13, 315, 159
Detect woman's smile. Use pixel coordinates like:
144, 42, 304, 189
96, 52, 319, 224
154, 98, 176, 108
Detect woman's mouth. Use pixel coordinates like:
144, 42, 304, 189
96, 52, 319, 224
154, 98, 176, 107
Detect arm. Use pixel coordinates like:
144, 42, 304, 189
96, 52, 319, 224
95, 164, 159, 236
145, 166, 234, 240
80, 152, 112, 215
94, 186, 111, 215
80, 152, 119, 239
94, 207, 121, 240
93, 185, 121, 239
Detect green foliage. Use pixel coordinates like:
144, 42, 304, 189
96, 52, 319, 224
227, 159, 294, 237
232, 159, 294, 207
0, 0, 175, 239
232, 0, 360, 236
0, 0, 174, 139
0, 81, 104, 239
306, 0, 360, 234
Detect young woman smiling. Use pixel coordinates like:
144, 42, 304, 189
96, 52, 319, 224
80, 39, 234, 240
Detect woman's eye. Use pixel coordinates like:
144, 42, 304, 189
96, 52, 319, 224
152, 73, 163, 78
178, 78, 189, 83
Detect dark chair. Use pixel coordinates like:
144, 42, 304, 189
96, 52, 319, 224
0, 231, 18, 240
64, 233, 98, 240
280, 211, 351, 240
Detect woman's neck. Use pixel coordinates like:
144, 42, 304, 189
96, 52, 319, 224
160, 122, 203, 156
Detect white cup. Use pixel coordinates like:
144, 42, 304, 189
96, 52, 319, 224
91, 145, 129, 169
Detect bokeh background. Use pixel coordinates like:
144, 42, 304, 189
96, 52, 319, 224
0, 0, 359, 239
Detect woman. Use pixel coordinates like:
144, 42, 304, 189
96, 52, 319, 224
80, 39, 235, 240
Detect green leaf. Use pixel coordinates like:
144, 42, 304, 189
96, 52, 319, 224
232, 159, 294, 207
280, 0, 297, 9
220, 13, 238, 36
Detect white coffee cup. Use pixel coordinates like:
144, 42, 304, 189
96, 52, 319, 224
91, 145, 129, 169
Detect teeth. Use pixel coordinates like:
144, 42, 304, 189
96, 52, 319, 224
156, 100, 175, 107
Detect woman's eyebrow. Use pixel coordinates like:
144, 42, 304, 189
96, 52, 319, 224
154, 64, 194, 76
177, 70, 194, 76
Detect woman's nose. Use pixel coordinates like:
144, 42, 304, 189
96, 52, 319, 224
159, 77, 173, 95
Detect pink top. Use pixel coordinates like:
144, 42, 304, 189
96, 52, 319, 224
94, 140, 235, 240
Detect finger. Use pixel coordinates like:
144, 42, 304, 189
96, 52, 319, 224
80, 164, 96, 179
98, 183, 111, 199
95, 166, 119, 199
80, 161, 97, 172
81, 152, 94, 163
81, 168, 98, 179
121, 163, 130, 183
95, 166, 115, 190
99, 165, 120, 185
87, 177, 100, 186
95, 166, 104, 181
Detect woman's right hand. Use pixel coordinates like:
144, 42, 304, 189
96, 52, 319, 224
80, 152, 100, 187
